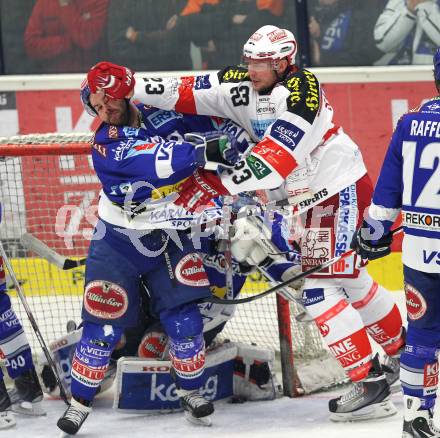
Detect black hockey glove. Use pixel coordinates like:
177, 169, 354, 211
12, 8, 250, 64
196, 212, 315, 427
350, 220, 393, 261
188, 131, 240, 171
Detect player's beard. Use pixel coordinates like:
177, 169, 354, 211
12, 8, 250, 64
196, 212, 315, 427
108, 100, 131, 126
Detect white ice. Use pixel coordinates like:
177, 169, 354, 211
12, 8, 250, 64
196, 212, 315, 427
3, 389, 408, 438
5, 291, 417, 437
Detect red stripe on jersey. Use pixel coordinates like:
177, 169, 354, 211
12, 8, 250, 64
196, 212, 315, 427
316, 299, 348, 325
252, 137, 297, 178
351, 282, 379, 309
175, 76, 197, 114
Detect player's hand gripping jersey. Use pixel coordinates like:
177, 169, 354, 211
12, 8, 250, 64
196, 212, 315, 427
367, 97, 440, 272
88, 59, 366, 212
92, 105, 247, 229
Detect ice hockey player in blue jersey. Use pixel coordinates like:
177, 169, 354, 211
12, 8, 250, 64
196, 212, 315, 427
56, 72, 241, 435
0, 209, 44, 430
0, 259, 45, 429
352, 48, 440, 437
43, 203, 303, 410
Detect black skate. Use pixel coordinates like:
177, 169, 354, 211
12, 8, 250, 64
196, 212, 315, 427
57, 397, 91, 435
9, 366, 45, 416
329, 355, 397, 422
403, 396, 440, 438
382, 354, 401, 393
177, 389, 214, 427
0, 379, 15, 429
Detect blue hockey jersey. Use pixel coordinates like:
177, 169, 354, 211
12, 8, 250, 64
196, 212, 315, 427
368, 96, 440, 272
92, 105, 245, 230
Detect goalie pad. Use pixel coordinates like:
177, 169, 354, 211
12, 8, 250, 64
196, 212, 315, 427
38, 328, 83, 398
114, 341, 237, 412
113, 342, 277, 412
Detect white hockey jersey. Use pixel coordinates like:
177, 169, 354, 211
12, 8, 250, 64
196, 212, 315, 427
133, 66, 366, 212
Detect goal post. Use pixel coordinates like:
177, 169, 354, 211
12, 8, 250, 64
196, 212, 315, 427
0, 134, 346, 395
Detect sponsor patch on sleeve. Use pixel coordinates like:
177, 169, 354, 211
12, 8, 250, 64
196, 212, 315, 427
269, 120, 305, 151
252, 138, 297, 178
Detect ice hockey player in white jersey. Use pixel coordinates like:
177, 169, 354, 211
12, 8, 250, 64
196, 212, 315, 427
352, 48, 440, 438
86, 24, 405, 422
374, 0, 440, 65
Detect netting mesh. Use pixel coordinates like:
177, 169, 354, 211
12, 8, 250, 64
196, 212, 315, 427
0, 135, 346, 392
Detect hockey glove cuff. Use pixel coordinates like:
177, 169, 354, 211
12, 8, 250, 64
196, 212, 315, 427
350, 220, 393, 261
87, 61, 135, 99
186, 131, 240, 171
175, 169, 229, 213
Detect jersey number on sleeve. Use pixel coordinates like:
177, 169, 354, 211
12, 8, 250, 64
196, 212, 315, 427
229, 160, 252, 184
143, 78, 165, 95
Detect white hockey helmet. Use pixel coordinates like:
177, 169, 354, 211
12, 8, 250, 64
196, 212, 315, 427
243, 25, 297, 67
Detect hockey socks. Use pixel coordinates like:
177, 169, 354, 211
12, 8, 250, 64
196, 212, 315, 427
0, 293, 34, 379
70, 321, 123, 402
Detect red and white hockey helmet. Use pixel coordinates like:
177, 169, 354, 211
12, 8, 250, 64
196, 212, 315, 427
243, 25, 297, 66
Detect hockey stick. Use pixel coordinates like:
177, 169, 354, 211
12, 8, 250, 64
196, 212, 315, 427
0, 241, 70, 405
20, 233, 86, 270
222, 196, 234, 299
204, 226, 404, 305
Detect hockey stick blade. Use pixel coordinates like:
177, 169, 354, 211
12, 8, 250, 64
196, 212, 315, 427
21, 233, 86, 270
204, 226, 403, 305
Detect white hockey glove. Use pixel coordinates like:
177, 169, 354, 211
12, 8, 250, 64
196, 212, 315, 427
230, 216, 273, 267
231, 215, 305, 297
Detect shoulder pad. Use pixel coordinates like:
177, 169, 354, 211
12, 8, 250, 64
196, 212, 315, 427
282, 69, 321, 124
396, 97, 440, 125
218, 65, 250, 83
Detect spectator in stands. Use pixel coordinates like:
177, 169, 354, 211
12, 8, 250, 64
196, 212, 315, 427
0, 0, 37, 74
308, 0, 383, 66
24, 0, 109, 73
106, 0, 193, 71
374, 0, 440, 65
198, 0, 289, 68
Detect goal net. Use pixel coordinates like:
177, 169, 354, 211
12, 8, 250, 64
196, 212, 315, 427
0, 133, 346, 395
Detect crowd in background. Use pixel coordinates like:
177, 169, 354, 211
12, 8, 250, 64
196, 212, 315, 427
0, 0, 439, 74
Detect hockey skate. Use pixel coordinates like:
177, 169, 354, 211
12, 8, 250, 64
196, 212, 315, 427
8, 366, 45, 416
177, 388, 214, 427
403, 396, 440, 437
57, 397, 91, 435
0, 379, 15, 430
329, 355, 397, 422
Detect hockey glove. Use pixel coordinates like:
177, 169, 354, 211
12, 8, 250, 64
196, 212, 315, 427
175, 169, 229, 213
186, 131, 240, 171
350, 220, 393, 261
87, 61, 135, 99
